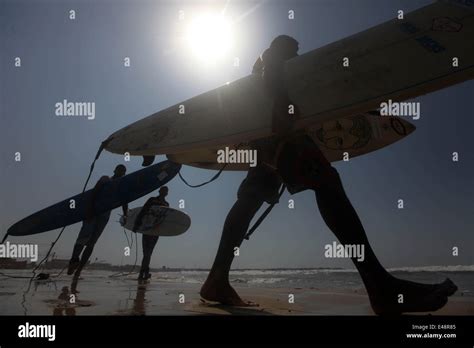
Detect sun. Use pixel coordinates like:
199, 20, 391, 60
186, 13, 233, 63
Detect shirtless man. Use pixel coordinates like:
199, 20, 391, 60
200, 35, 457, 315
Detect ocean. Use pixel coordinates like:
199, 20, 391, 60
152, 265, 474, 296
2, 265, 473, 296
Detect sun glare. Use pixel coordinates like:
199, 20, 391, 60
186, 13, 233, 63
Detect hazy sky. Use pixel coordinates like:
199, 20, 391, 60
1, 0, 472, 270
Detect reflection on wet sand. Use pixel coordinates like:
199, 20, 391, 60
52, 286, 76, 316
3, 270, 471, 316
45, 277, 94, 315
132, 282, 149, 315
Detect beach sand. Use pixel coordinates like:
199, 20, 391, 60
1, 271, 473, 316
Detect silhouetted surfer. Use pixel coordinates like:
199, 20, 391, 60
133, 186, 169, 281
200, 35, 457, 314
68, 164, 128, 278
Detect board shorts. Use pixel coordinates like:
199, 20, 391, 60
76, 211, 111, 247
237, 135, 335, 203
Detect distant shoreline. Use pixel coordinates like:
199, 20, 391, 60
1, 263, 473, 273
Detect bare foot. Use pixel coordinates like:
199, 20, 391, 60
200, 277, 258, 307
368, 277, 457, 315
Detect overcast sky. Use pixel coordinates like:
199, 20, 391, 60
1, 0, 473, 269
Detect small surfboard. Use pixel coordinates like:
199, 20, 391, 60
7, 161, 181, 236
104, 1, 474, 157
120, 206, 191, 237
167, 113, 415, 171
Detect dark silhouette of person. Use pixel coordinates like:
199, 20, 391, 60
200, 35, 457, 314
68, 164, 128, 278
134, 186, 169, 281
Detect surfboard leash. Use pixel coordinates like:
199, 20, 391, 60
109, 230, 139, 278
244, 184, 286, 242
28, 140, 107, 277
82, 138, 110, 192
17, 140, 110, 305
177, 143, 248, 188
176, 142, 284, 241
178, 163, 228, 188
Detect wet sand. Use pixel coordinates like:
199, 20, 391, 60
1, 271, 473, 316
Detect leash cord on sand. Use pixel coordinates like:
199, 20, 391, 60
0, 271, 32, 279
109, 231, 139, 278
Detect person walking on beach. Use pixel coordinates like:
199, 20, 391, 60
67, 164, 128, 278
200, 35, 457, 315
133, 186, 170, 281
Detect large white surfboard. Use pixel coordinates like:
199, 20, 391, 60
167, 113, 415, 171
104, 0, 474, 157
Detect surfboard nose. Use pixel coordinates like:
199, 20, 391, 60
389, 116, 416, 137
104, 126, 146, 155
401, 117, 416, 135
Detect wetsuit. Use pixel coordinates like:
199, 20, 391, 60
68, 176, 112, 275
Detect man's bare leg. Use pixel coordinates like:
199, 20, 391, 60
200, 195, 264, 306
73, 245, 94, 279
314, 168, 457, 315
67, 244, 84, 275
139, 235, 159, 280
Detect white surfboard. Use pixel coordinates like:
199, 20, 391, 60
120, 206, 191, 236
167, 112, 415, 170
104, 1, 474, 157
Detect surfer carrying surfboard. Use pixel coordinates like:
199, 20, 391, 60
133, 186, 170, 281
67, 164, 128, 278
200, 35, 457, 314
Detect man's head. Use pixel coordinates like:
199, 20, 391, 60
113, 164, 127, 178
270, 35, 299, 60
158, 186, 169, 197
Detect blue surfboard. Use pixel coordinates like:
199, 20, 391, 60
7, 160, 181, 236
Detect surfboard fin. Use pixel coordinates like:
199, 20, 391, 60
142, 156, 155, 167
